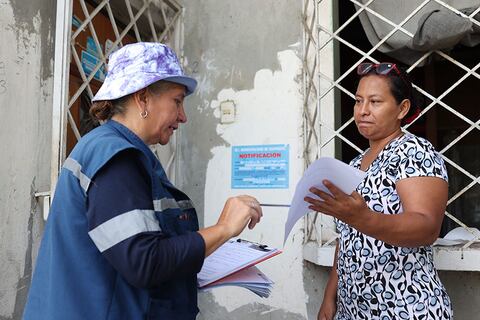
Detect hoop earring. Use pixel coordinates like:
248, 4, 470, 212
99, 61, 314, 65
140, 110, 148, 119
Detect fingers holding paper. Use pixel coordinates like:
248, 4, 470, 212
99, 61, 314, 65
304, 180, 368, 227
217, 196, 263, 238
199, 195, 263, 257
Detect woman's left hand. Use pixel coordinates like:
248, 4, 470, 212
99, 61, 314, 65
304, 180, 369, 227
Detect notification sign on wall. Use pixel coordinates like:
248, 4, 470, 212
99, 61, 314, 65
231, 144, 289, 189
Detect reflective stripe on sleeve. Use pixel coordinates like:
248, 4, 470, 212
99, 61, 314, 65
178, 200, 194, 210
153, 198, 194, 212
63, 158, 91, 192
153, 198, 178, 211
88, 209, 161, 252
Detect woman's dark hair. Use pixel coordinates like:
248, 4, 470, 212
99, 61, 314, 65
358, 64, 422, 125
89, 95, 130, 122
89, 80, 182, 121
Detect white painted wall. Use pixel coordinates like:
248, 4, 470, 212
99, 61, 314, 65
201, 48, 306, 315
177, 1, 315, 318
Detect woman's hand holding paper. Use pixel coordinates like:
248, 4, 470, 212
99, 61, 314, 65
304, 180, 369, 229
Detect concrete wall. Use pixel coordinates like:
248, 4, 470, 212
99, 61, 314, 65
0, 0, 55, 319
177, 1, 326, 319
440, 271, 480, 319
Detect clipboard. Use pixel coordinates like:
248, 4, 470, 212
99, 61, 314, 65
197, 238, 282, 288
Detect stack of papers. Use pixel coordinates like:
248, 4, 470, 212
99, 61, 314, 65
200, 265, 273, 298
198, 239, 281, 297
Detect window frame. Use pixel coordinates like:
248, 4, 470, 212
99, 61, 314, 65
301, 0, 480, 271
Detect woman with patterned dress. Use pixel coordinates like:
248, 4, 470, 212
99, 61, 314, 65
305, 63, 452, 320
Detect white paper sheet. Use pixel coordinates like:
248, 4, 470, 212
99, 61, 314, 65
284, 157, 366, 244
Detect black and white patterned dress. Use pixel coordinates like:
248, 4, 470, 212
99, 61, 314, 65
334, 133, 453, 320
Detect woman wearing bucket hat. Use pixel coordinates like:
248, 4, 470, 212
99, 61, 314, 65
24, 42, 262, 320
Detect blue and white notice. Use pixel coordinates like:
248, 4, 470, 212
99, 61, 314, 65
231, 144, 289, 189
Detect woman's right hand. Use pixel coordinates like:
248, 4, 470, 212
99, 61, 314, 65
216, 195, 263, 238
198, 195, 263, 257
317, 296, 337, 320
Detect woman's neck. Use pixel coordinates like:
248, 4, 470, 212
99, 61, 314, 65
368, 129, 404, 154
111, 114, 148, 144
361, 129, 404, 171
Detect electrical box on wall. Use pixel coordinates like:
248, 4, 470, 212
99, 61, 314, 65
220, 100, 235, 124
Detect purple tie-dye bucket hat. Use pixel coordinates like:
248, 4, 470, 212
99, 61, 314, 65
92, 42, 197, 102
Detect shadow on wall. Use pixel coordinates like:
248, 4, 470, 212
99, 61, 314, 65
439, 271, 480, 319
303, 261, 332, 320
197, 291, 305, 320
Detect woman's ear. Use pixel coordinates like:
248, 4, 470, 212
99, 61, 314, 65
132, 88, 149, 112
398, 99, 411, 121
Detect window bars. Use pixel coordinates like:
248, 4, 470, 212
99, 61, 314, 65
302, 0, 480, 266
51, 0, 183, 192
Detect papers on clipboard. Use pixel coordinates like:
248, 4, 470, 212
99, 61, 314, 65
197, 239, 281, 297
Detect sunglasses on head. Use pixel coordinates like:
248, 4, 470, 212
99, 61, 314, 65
357, 62, 410, 85
357, 62, 410, 87
357, 62, 402, 75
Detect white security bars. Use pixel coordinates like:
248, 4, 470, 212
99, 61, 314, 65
302, 0, 480, 271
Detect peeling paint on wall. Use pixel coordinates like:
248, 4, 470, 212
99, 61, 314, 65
195, 49, 223, 101
8, 0, 55, 80
0, 0, 54, 318
198, 48, 308, 318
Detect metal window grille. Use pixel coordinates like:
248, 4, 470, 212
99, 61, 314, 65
50, 0, 184, 194
302, 0, 480, 270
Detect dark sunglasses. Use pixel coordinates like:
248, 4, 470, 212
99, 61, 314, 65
357, 62, 410, 87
